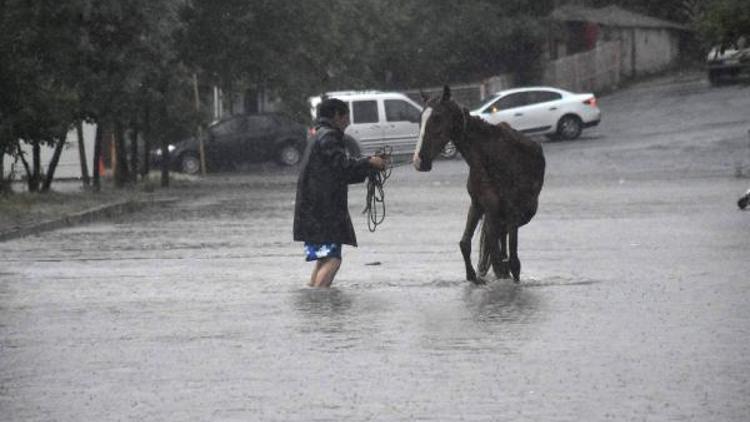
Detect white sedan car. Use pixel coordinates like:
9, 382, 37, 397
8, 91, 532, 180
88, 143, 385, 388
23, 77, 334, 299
470, 87, 601, 140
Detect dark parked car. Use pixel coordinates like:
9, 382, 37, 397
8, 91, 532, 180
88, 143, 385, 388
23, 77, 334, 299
153, 113, 307, 174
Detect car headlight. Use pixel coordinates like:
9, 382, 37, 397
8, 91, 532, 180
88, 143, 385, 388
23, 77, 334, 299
154, 145, 176, 156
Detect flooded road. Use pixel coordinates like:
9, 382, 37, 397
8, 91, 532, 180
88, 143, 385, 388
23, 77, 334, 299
2, 72, 750, 420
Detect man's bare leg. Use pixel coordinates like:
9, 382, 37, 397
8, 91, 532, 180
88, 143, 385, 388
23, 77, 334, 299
308, 260, 324, 287
312, 257, 342, 288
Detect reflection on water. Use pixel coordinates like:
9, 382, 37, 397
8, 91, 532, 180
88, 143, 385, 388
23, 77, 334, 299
292, 287, 354, 318
463, 281, 541, 326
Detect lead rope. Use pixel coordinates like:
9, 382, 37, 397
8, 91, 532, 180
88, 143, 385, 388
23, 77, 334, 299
363, 145, 392, 232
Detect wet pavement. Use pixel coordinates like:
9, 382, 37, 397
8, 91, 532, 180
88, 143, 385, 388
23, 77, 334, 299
1, 72, 750, 421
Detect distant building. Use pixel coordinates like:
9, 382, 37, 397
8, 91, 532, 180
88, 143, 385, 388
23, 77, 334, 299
549, 5, 689, 78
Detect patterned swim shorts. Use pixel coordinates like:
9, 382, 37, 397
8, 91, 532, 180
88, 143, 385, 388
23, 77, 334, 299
304, 242, 342, 261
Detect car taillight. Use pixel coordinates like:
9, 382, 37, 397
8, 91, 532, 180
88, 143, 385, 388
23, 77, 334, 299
583, 97, 597, 107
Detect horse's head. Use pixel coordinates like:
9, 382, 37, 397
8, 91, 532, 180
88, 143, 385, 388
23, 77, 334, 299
413, 85, 464, 172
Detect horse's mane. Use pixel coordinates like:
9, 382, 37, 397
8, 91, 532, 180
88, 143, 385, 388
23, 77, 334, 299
466, 113, 505, 139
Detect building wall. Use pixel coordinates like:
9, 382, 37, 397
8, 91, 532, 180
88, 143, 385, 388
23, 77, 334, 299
633, 28, 680, 75
542, 26, 682, 94
3, 123, 97, 180
607, 27, 681, 78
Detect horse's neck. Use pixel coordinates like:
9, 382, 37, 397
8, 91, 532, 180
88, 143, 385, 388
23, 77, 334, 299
455, 117, 491, 175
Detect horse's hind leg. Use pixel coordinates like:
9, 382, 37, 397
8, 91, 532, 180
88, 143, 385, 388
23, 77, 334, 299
492, 228, 510, 279
478, 222, 508, 279
508, 227, 521, 282
460, 201, 483, 283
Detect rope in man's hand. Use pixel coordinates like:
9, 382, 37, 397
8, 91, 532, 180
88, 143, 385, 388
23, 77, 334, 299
363, 145, 392, 232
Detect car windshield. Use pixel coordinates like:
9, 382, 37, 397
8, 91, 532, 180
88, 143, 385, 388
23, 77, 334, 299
475, 94, 503, 112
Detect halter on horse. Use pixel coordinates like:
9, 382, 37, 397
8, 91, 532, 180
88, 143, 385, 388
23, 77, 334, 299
413, 86, 545, 283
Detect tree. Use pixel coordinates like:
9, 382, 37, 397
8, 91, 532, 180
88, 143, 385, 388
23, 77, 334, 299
0, 0, 81, 192
696, 0, 750, 47
71, 0, 197, 188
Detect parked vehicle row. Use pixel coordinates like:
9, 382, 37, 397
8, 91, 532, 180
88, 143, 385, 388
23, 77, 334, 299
154, 86, 602, 174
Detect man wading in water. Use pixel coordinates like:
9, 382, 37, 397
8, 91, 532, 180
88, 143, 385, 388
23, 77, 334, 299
293, 98, 386, 288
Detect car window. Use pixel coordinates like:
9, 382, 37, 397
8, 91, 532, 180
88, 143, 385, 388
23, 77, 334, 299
528, 90, 562, 105
489, 92, 529, 112
246, 115, 274, 133
385, 99, 421, 123
351, 100, 379, 124
210, 117, 245, 137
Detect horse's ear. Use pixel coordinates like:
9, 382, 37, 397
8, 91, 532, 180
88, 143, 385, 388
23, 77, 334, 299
441, 85, 451, 102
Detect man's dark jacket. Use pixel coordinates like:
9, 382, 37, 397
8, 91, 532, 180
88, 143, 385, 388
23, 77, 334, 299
293, 118, 371, 246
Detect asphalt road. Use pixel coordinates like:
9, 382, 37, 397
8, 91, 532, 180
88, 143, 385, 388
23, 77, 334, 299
1, 71, 749, 421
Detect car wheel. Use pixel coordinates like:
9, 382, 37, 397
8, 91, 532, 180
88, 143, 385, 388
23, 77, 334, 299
278, 144, 302, 166
557, 115, 583, 140
440, 141, 458, 159
180, 153, 201, 175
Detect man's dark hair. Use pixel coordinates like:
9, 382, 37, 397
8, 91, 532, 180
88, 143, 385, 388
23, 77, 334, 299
318, 98, 349, 119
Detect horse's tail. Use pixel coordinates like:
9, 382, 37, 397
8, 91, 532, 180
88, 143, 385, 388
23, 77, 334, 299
477, 218, 492, 277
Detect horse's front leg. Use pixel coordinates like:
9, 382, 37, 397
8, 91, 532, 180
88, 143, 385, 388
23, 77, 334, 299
459, 201, 483, 283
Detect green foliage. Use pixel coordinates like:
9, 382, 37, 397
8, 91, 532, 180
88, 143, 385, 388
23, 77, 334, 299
177, 0, 554, 119
696, 0, 750, 47
0, 0, 199, 189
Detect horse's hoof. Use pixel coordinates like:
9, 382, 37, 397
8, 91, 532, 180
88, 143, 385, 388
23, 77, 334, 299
471, 277, 486, 285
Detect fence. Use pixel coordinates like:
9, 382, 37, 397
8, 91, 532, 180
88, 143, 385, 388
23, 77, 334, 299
404, 73, 516, 109
542, 41, 622, 93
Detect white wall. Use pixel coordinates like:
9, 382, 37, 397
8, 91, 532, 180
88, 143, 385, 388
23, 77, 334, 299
634, 28, 680, 75
2, 123, 97, 180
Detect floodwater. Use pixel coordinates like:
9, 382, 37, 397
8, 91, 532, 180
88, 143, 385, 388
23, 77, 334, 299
1, 72, 750, 421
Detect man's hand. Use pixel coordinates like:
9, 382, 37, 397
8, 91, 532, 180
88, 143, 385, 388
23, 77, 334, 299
368, 156, 386, 171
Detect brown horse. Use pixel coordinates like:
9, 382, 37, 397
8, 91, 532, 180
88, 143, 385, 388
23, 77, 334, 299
413, 86, 545, 283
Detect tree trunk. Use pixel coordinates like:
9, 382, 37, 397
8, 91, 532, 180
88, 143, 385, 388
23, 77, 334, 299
77, 121, 90, 187
160, 133, 170, 188
29, 142, 41, 192
141, 107, 151, 177
130, 126, 139, 183
158, 104, 170, 188
92, 122, 103, 192
16, 141, 32, 186
41, 133, 67, 192
114, 119, 129, 188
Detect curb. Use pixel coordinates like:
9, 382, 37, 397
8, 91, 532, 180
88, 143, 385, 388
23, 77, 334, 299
0, 197, 180, 242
